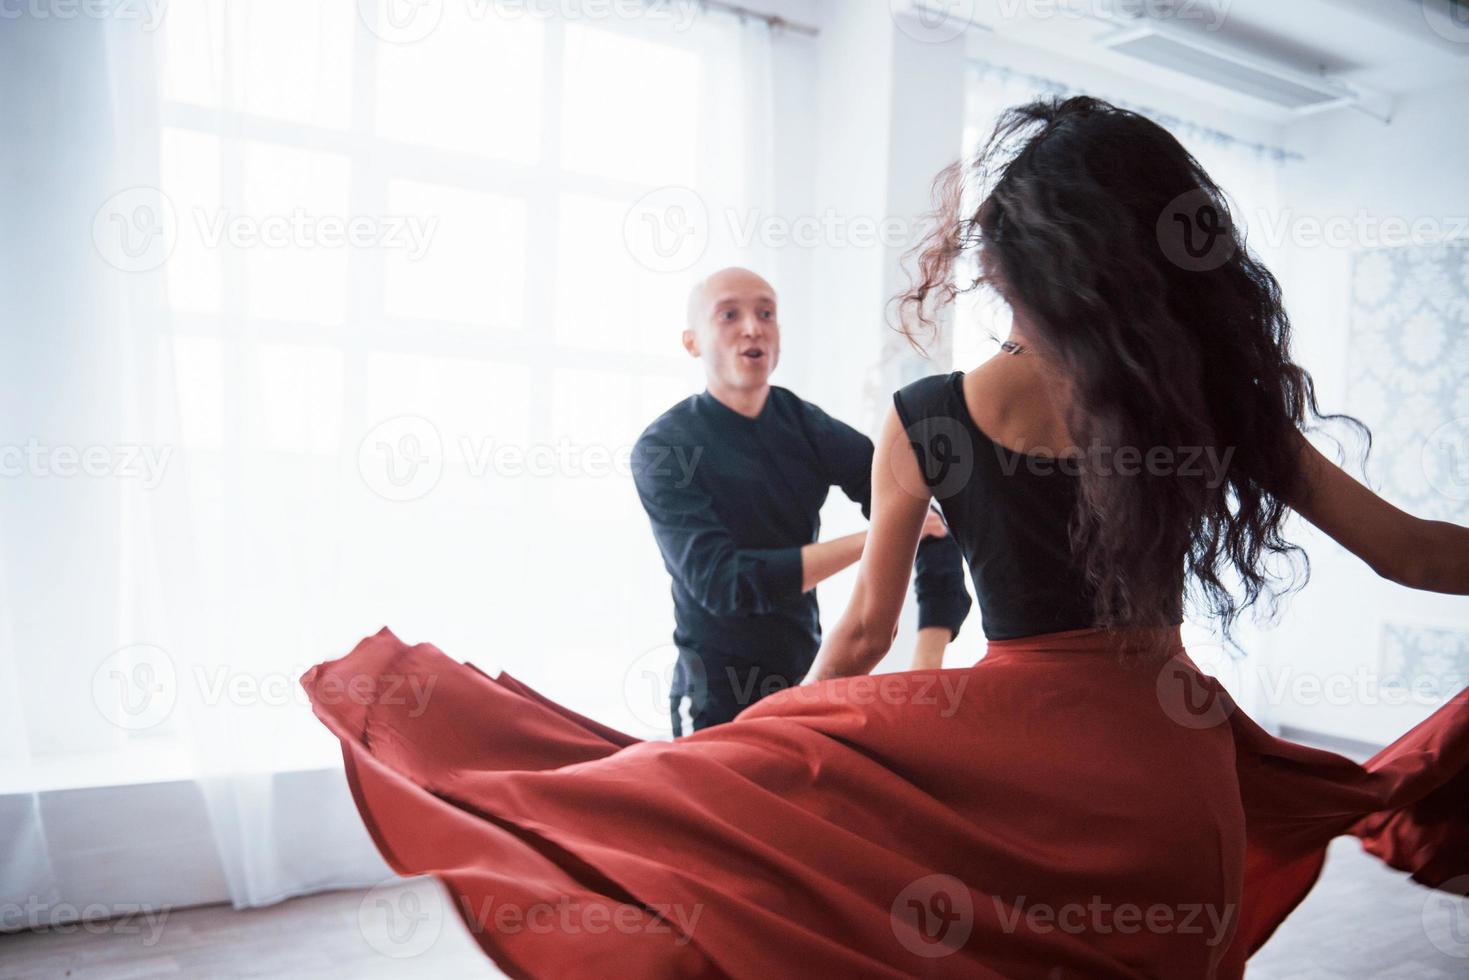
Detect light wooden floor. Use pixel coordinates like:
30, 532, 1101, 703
3, 837, 1465, 979
0, 878, 496, 980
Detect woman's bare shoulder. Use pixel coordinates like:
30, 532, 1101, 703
960, 354, 1072, 454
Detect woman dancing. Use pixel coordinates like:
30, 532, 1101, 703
303, 96, 1469, 979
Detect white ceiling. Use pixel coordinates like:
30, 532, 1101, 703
935, 0, 1469, 123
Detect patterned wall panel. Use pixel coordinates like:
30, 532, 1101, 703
1346, 242, 1469, 522
1380, 622, 1469, 702
1350, 243, 1469, 698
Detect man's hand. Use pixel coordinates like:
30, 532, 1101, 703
920, 506, 948, 540
799, 530, 868, 593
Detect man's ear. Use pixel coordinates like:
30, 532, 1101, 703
681, 329, 698, 358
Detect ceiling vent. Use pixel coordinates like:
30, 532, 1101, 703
1097, 21, 1358, 114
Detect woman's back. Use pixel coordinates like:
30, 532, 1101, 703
959, 350, 1073, 455
895, 352, 1185, 640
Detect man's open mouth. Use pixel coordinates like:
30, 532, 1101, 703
741, 350, 765, 360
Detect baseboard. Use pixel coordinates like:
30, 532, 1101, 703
1, 768, 388, 932
1277, 725, 1386, 763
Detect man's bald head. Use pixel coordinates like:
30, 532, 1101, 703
686, 267, 777, 331
682, 267, 781, 397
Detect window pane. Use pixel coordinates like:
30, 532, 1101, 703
164, 0, 354, 128
342, 356, 538, 672
636, 372, 698, 424
160, 127, 223, 314
561, 24, 701, 186
374, 8, 544, 162
382, 179, 526, 328
358, 351, 534, 514
159, 0, 224, 108
230, 0, 355, 129
555, 194, 685, 354
240, 141, 352, 325
549, 367, 641, 521
165, 335, 225, 451
256, 344, 345, 455
362, 352, 533, 465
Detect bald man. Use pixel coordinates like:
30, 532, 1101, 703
631, 268, 972, 734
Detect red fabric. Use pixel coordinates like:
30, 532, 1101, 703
302, 626, 1469, 979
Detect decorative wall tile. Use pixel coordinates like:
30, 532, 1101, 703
1379, 622, 1469, 701
1346, 242, 1469, 522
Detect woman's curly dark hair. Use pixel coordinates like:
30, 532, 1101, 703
897, 95, 1367, 647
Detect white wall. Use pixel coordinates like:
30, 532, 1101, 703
730, 0, 822, 398
799, 0, 899, 421
797, 5, 978, 667
1276, 85, 1469, 411
1259, 85, 1469, 745
764, 19, 821, 396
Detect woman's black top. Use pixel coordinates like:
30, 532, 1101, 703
893, 371, 1102, 641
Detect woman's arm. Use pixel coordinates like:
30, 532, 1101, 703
1289, 430, 1469, 594
910, 625, 953, 671
806, 406, 935, 681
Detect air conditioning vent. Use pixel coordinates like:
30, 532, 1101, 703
1098, 23, 1355, 112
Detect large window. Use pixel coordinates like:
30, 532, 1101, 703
63, 1, 779, 786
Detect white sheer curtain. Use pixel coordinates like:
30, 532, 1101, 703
952, 61, 1289, 721
3, 0, 776, 915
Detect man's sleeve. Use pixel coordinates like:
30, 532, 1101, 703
911, 533, 973, 640
632, 435, 805, 618
804, 404, 972, 641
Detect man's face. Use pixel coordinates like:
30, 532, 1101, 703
685, 270, 781, 392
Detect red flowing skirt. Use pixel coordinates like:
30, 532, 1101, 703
301, 627, 1469, 979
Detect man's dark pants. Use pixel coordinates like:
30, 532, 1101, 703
668, 648, 808, 736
